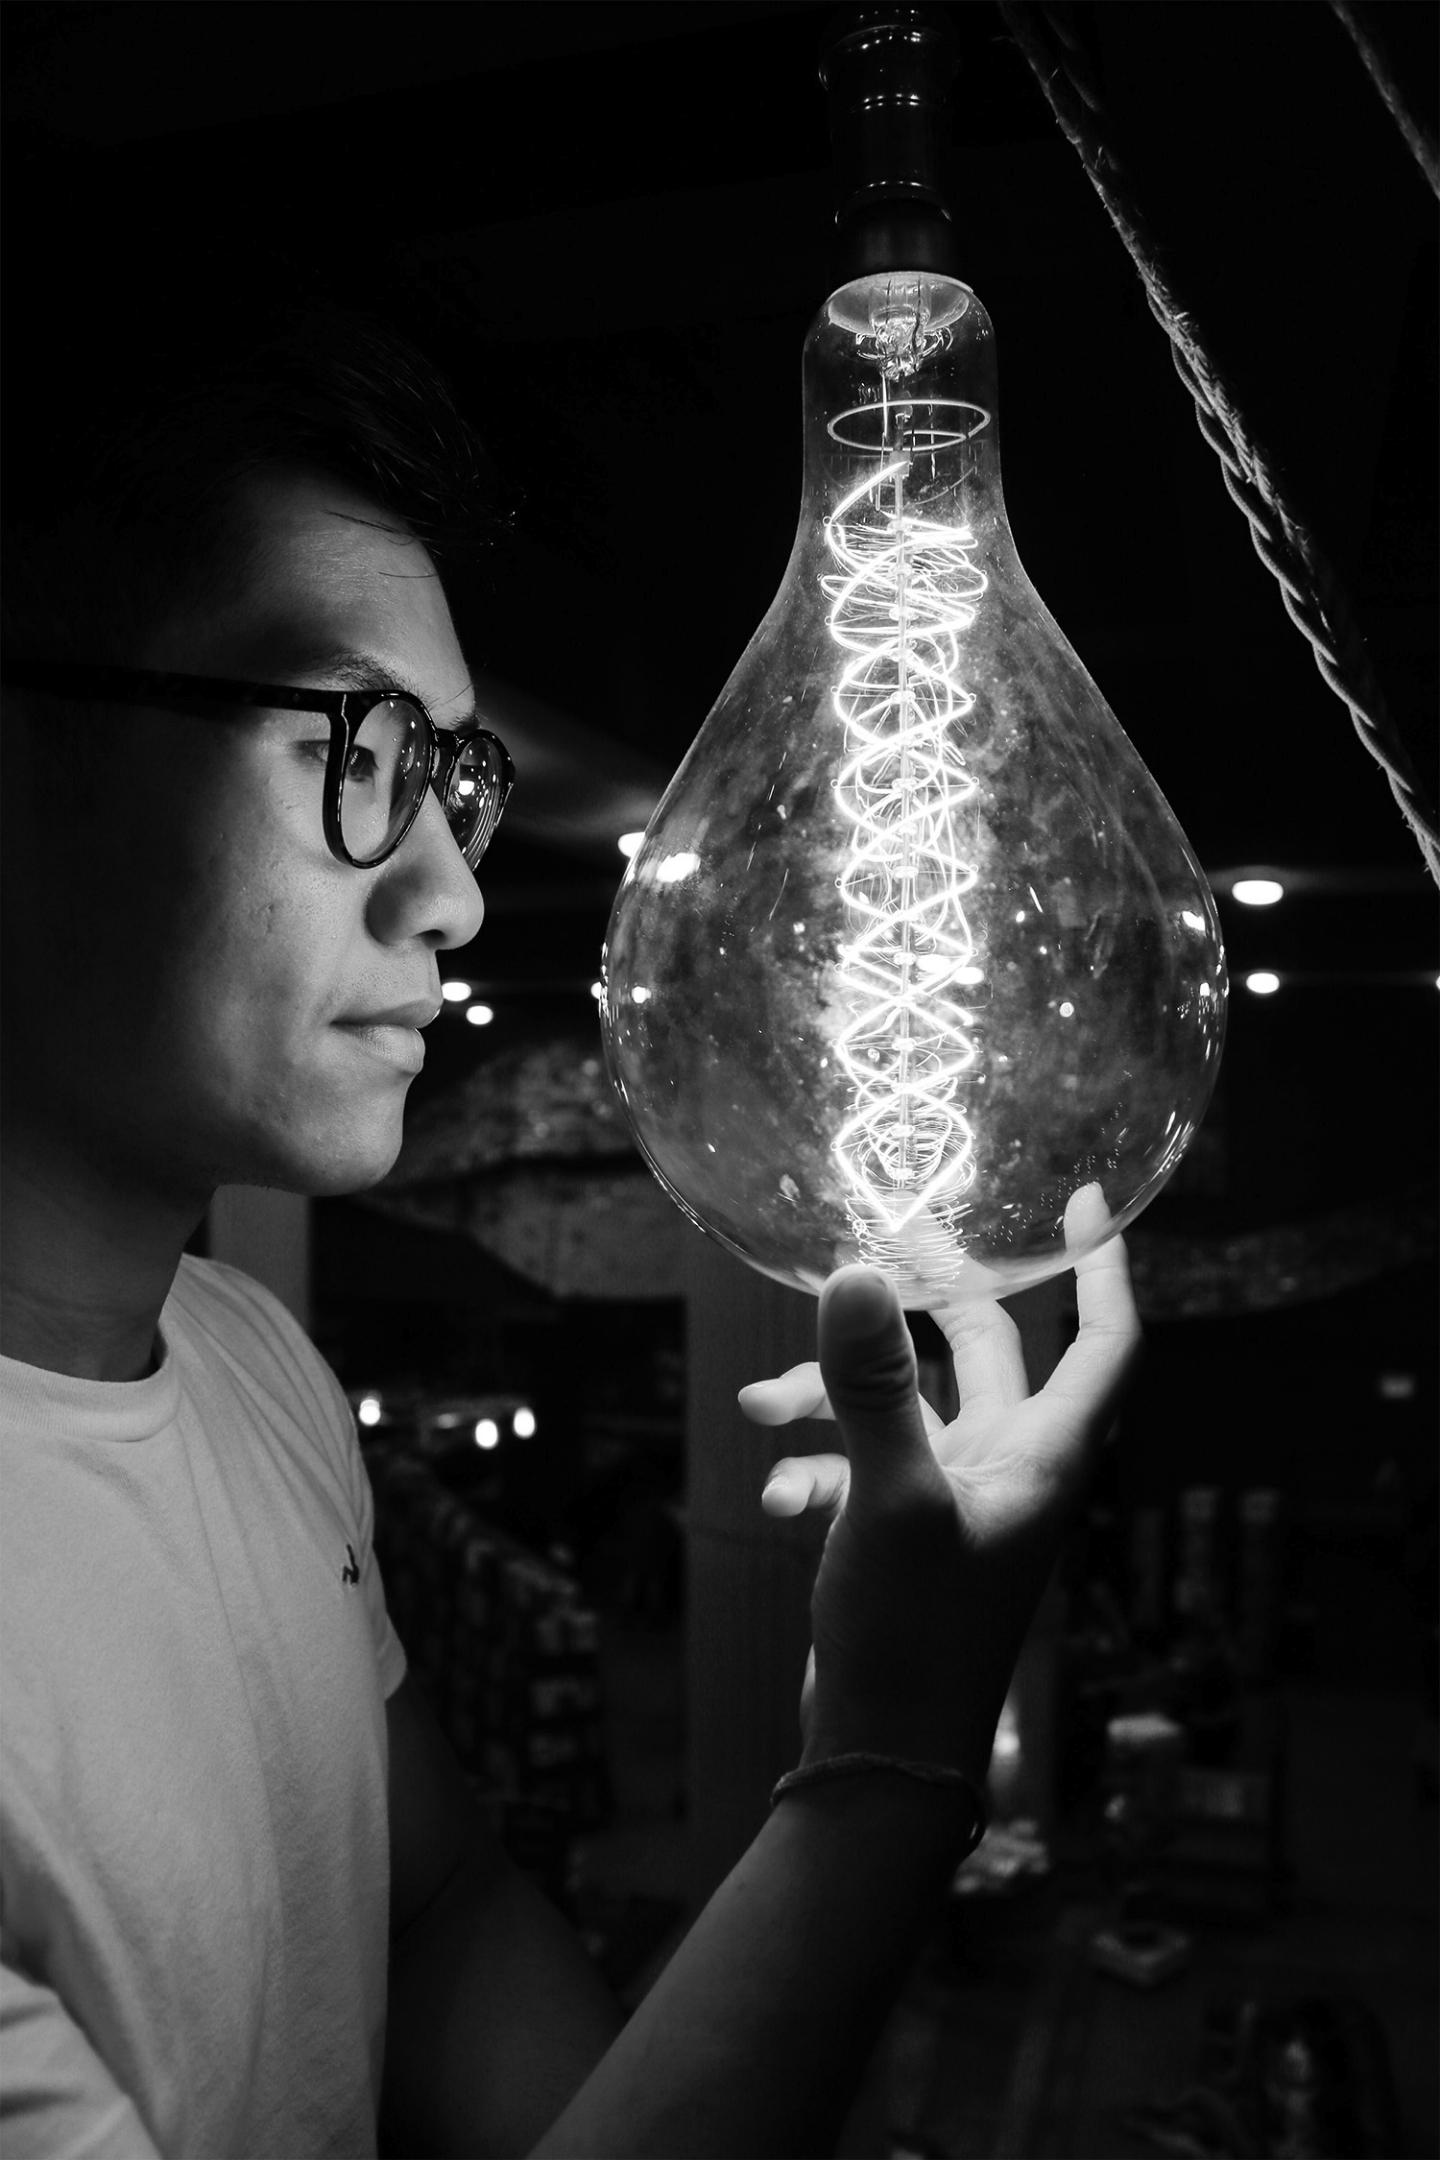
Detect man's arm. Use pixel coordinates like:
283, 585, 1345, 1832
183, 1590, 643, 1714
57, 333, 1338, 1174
385, 1207, 1139, 2156
381, 1671, 623, 2159
383, 1672, 967, 2160
533, 1775, 968, 2160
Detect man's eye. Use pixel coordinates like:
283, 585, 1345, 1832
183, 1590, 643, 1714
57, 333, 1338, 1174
292, 740, 375, 781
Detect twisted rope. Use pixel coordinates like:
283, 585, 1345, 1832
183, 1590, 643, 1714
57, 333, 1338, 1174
996, 2, 1440, 887
1330, 0, 1440, 200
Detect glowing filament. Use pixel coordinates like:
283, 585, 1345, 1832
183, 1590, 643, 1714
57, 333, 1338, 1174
824, 442, 988, 1255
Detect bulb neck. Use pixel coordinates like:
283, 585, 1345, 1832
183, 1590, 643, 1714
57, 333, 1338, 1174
820, 5, 962, 280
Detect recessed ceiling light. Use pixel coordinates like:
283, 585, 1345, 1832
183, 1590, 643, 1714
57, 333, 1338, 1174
441, 980, 471, 1002
1245, 971, 1281, 996
465, 1003, 495, 1026
1232, 878, 1284, 906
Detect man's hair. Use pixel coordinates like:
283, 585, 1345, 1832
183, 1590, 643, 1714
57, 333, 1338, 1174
2, 238, 501, 668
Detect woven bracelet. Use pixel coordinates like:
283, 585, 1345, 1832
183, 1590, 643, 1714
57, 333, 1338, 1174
770, 1752, 988, 1856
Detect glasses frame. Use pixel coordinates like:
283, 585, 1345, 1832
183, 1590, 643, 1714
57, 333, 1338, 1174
0, 656, 515, 871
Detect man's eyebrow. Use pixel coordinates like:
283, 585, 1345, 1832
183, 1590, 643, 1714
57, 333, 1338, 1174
246, 641, 478, 723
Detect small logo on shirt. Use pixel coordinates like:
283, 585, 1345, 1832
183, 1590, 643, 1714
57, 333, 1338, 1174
341, 1544, 360, 1586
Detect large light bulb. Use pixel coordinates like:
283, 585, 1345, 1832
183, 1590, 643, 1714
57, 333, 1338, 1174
601, 266, 1226, 1314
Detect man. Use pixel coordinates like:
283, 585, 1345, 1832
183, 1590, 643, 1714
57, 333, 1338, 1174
0, 265, 1139, 2156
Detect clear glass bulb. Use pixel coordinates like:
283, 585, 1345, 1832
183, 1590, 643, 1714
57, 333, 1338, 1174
601, 271, 1227, 1314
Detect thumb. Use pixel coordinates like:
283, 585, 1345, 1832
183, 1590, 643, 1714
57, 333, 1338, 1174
817, 1266, 947, 1519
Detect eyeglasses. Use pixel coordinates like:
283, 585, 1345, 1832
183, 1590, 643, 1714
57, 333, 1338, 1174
0, 656, 515, 872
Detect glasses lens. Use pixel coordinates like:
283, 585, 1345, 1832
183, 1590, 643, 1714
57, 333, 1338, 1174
446, 735, 510, 866
338, 698, 428, 864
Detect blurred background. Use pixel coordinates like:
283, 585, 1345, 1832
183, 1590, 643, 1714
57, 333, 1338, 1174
6, 4, 1436, 2153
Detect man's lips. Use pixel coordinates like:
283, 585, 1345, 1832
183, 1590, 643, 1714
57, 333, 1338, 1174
333, 998, 441, 1073
335, 998, 443, 1029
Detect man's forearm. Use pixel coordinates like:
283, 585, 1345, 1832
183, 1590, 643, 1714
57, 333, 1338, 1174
382, 1844, 624, 2159
532, 1773, 967, 2160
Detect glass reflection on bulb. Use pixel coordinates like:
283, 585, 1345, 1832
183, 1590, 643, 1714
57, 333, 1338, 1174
602, 271, 1227, 1314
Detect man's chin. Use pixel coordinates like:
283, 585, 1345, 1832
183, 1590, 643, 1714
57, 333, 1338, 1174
297, 1163, 401, 1201
232, 1113, 408, 1202
302, 1136, 407, 1200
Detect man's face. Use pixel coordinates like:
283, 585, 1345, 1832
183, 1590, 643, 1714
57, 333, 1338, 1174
1, 468, 487, 1207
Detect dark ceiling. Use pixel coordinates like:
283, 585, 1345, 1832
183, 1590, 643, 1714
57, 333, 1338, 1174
5, 0, 1437, 1231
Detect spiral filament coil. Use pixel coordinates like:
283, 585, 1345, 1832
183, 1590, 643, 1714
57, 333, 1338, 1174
823, 398, 992, 1266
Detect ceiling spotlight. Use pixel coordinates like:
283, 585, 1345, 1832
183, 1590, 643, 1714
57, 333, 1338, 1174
356, 1395, 383, 1428
618, 832, 646, 859
513, 1407, 537, 1438
1245, 971, 1281, 996
465, 1003, 495, 1026
590, 980, 605, 1002
474, 1418, 500, 1449
442, 980, 472, 1003
1232, 879, 1284, 907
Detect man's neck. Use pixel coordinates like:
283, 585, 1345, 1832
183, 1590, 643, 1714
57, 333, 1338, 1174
0, 1134, 207, 1383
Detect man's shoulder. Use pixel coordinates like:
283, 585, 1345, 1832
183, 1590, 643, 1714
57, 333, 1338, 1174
170, 1251, 305, 1344
168, 1255, 345, 1426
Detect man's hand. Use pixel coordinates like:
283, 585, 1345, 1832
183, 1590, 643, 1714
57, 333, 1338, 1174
739, 1185, 1141, 1782
532, 1196, 1138, 2158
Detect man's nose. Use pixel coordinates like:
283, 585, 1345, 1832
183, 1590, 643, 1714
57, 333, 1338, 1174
366, 787, 486, 950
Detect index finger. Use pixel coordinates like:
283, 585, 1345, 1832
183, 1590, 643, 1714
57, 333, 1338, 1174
739, 1355, 949, 1440
738, 1362, 833, 1427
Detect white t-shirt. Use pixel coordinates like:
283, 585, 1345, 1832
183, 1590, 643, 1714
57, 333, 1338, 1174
0, 1256, 408, 2159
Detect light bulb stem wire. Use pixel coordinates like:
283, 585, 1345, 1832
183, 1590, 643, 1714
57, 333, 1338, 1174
891, 428, 917, 1184
996, 0, 1440, 890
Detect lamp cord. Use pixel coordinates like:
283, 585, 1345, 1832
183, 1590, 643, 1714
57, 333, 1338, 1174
996, 1, 1440, 888
1329, 0, 1440, 201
